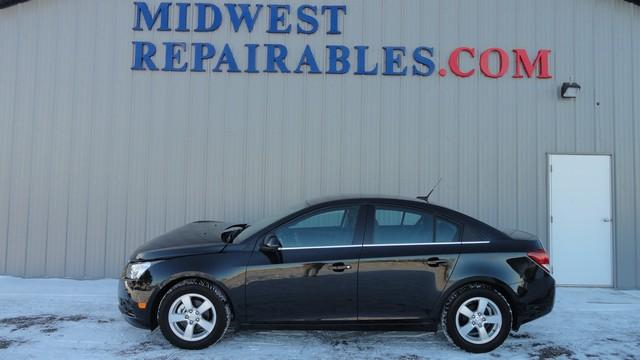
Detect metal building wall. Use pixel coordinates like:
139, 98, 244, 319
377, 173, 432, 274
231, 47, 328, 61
0, 0, 638, 287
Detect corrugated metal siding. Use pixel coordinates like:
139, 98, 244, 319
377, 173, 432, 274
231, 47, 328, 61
0, 0, 638, 287
634, 0, 640, 292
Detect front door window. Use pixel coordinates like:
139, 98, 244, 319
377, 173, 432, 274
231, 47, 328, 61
275, 206, 360, 248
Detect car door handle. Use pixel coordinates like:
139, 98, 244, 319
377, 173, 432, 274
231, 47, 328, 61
602, 218, 613, 223
328, 263, 352, 272
426, 258, 448, 267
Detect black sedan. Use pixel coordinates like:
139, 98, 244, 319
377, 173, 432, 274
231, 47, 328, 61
118, 195, 554, 353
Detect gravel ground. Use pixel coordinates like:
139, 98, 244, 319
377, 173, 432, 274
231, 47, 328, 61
0, 276, 639, 360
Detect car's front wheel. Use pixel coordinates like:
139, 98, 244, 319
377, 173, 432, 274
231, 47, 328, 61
441, 283, 512, 353
157, 279, 231, 349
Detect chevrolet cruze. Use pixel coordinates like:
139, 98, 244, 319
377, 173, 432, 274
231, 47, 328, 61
118, 195, 554, 353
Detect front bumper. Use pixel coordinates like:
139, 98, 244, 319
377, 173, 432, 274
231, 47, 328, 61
118, 277, 156, 329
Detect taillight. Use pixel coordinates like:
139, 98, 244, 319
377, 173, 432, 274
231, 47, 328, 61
528, 249, 551, 273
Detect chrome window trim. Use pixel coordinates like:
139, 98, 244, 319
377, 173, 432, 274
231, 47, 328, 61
363, 241, 490, 247
279, 244, 362, 251
278, 241, 490, 250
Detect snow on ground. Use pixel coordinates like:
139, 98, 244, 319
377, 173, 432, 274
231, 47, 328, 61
0, 276, 639, 360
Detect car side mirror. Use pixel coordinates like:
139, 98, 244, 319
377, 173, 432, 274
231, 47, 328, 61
261, 235, 282, 252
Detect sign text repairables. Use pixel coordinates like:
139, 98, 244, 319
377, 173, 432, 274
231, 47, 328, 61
131, 2, 552, 79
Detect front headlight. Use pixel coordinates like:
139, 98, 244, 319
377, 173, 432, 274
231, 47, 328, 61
125, 262, 152, 280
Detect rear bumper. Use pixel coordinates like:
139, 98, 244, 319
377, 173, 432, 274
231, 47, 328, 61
512, 270, 555, 330
118, 278, 155, 329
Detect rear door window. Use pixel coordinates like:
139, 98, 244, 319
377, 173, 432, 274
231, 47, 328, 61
372, 207, 434, 245
371, 206, 462, 245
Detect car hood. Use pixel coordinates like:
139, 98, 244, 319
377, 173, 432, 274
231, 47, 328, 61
130, 221, 232, 261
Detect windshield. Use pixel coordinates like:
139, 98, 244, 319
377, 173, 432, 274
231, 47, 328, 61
232, 201, 309, 244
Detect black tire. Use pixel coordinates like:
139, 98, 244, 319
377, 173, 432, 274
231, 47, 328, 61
157, 279, 231, 350
440, 283, 512, 353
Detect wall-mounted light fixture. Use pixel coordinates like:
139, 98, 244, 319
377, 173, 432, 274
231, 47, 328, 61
561, 82, 581, 99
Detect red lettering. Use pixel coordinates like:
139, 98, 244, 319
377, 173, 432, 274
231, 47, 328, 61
449, 47, 475, 77
512, 49, 552, 79
480, 48, 509, 78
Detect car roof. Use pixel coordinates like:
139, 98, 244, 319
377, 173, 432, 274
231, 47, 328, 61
304, 194, 503, 237
306, 194, 432, 207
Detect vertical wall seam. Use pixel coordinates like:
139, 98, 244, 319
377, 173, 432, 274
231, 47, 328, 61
23, 0, 43, 276
3, 4, 22, 275
377, 0, 383, 194
261, 41, 269, 218
241, 24, 250, 219
592, 1, 598, 151
573, 0, 578, 153
62, 3, 81, 278
181, 9, 194, 226
398, 1, 405, 195
101, 1, 118, 278
322, 10, 328, 196
358, 1, 365, 193
416, 0, 423, 191
629, 3, 638, 288
610, 0, 619, 287
202, 1, 212, 221
436, 0, 441, 203
534, 0, 539, 234
82, 1, 100, 278
339, 7, 346, 194
43, 0, 63, 277
220, 41, 229, 220
475, 0, 480, 217
455, 0, 460, 209
514, 0, 520, 228
123, 1, 136, 266
494, 0, 500, 224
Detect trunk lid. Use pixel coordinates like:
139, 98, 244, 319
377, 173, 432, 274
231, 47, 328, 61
499, 228, 539, 241
497, 228, 546, 252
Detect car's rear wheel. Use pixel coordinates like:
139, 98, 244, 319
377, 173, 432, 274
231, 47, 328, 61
158, 279, 231, 349
441, 283, 512, 353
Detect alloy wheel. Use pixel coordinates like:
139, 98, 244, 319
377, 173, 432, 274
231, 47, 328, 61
168, 293, 217, 342
454, 296, 502, 345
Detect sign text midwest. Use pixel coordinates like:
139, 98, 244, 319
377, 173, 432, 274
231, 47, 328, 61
132, 2, 553, 79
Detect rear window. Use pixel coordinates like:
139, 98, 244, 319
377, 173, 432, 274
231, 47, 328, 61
435, 217, 460, 243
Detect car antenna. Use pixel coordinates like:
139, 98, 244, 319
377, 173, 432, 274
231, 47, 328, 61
417, 177, 442, 203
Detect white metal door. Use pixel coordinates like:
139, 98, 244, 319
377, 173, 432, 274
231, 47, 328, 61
549, 154, 613, 287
